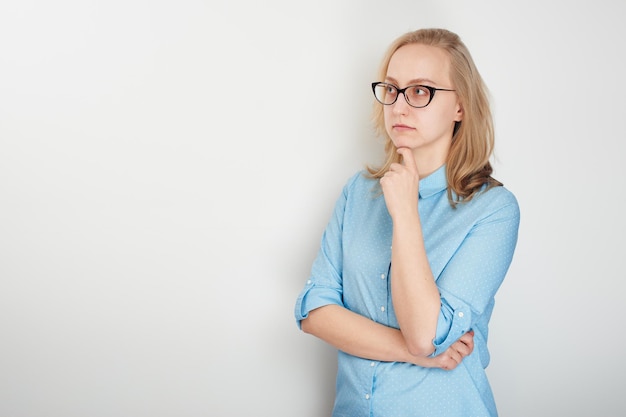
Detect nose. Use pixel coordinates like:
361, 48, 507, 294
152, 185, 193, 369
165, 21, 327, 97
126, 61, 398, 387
392, 92, 410, 115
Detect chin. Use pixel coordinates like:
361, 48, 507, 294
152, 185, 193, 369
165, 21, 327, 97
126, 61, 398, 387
390, 139, 415, 150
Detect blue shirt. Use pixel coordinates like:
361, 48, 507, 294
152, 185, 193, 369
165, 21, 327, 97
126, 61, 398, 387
294, 166, 520, 417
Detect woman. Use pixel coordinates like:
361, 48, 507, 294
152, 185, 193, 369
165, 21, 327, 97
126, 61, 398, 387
294, 28, 520, 417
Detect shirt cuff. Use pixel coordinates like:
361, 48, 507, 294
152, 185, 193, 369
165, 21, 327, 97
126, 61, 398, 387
294, 281, 343, 329
432, 288, 472, 355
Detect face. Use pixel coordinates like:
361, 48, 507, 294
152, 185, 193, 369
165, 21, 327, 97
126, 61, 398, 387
383, 43, 463, 164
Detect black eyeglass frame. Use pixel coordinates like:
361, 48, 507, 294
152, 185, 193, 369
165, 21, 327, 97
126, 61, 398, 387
371, 82, 456, 108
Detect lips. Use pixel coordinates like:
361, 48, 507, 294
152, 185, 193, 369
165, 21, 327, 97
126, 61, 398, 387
393, 123, 415, 131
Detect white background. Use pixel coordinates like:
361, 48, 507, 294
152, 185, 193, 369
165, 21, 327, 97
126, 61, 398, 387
1, 1, 625, 416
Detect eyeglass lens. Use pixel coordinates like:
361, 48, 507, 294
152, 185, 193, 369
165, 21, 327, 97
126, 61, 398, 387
373, 83, 432, 108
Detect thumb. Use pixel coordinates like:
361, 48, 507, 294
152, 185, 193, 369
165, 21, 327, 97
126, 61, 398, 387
397, 147, 417, 173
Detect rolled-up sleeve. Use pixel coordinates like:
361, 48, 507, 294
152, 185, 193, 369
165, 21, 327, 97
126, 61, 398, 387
432, 288, 473, 353
294, 177, 357, 329
432, 192, 520, 355
294, 243, 345, 328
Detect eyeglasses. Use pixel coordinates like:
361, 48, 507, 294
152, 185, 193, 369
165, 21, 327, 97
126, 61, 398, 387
371, 82, 455, 108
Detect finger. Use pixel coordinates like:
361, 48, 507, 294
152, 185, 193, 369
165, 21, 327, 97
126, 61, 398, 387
445, 350, 462, 370
457, 331, 474, 348
458, 330, 474, 345
396, 147, 417, 172
438, 355, 455, 371
441, 359, 454, 371
440, 343, 466, 371
453, 333, 474, 353
459, 330, 474, 350
452, 341, 472, 358
448, 340, 468, 357
388, 162, 403, 172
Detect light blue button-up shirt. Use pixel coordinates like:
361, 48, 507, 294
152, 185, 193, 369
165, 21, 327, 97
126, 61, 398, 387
295, 165, 520, 417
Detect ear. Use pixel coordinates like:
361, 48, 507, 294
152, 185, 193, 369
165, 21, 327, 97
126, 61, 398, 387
454, 101, 463, 122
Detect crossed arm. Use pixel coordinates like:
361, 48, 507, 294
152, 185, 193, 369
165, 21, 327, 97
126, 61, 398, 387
301, 304, 473, 370
302, 148, 474, 370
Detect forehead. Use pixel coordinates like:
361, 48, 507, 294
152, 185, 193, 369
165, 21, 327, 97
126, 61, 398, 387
386, 43, 452, 85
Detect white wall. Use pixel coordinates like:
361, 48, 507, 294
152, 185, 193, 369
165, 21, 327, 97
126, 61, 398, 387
1, 1, 624, 416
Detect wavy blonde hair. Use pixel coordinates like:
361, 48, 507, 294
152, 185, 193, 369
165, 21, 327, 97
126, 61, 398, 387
367, 28, 501, 206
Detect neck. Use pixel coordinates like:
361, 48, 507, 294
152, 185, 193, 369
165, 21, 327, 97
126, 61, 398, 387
412, 148, 448, 179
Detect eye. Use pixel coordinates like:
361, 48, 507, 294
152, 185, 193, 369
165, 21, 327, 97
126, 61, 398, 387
405, 85, 432, 106
384, 85, 397, 95
410, 86, 429, 96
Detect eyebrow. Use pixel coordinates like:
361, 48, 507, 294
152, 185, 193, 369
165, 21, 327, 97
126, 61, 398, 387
384, 76, 440, 86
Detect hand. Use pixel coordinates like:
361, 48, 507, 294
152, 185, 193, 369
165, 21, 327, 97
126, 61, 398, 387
433, 330, 475, 371
379, 148, 420, 219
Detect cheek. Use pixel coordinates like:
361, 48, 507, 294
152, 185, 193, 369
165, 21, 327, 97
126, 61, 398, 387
383, 106, 397, 125
382, 108, 393, 131
429, 106, 458, 128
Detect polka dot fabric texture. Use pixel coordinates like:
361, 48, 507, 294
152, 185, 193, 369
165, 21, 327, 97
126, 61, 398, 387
295, 166, 520, 417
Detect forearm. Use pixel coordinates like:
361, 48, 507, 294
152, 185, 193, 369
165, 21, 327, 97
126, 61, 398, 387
390, 213, 441, 356
301, 304, 438, 367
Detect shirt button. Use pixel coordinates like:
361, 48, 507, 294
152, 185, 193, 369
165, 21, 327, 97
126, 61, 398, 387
458, 312, 464, 318
380, 306, 385, 312
306, 280, 312, 285
365, 394, 370, 400
380, 273, 386, 279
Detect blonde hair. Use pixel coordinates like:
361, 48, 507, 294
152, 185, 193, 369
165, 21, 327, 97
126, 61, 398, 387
367, 28, 502, 206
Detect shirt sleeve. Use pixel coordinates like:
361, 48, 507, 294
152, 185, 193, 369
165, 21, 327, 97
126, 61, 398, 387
432, 189, 520, 355
294, 175, 357, 329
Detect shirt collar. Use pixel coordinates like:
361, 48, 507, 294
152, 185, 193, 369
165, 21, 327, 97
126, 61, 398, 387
418, 165, 448, 199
